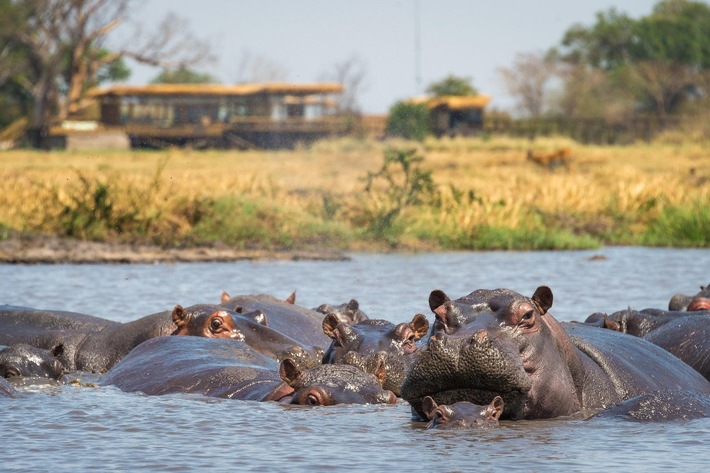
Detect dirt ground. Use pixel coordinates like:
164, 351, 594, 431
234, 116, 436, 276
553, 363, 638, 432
0, 234, 348, 264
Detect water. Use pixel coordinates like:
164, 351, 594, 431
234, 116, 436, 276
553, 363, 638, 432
1, 247, 709, 472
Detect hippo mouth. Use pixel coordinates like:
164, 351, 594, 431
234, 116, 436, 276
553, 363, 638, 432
687, 298, 710, 311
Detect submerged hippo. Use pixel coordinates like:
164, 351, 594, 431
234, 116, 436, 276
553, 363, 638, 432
422, 395, 504, 430
589, 390, 710, 422
0, 376, 16, 398
0, 343, 65, 381
401, 286, 710, 420
0, 304, 246, 373
584, 309, 710, 381
668, 283, 710, 311
101, 336, 397, 405
427, 288, 522, 336
220, 292, 330, 348
314, 299, 369, 324
321, 313, 429, 396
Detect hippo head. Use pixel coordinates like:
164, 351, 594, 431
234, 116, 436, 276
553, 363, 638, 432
422, 395, 504, 429
279, 358, 397, 406
171, 304, 245, 340
428, 288, 526, 335
687, 284, 710, 311
314, 299, 369, 324
402, 286, 584, 420
0, 343, 65, 381
321, 313, 429, 394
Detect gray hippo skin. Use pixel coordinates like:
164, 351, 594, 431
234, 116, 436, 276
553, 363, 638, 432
590, 390, 710, 422
0, 376, 17, 398
0, 343, 64, 381
422, 395, 504, 429
314, 299, 369, 324
220, 292, 330, 348
668, 283, 710, 311
321, 313, 429, 396
585, 310, 710, 381
100, 336, 397, 405
0, 304, 245, 373
427, 288, 522, 336
401, 286, 710, 420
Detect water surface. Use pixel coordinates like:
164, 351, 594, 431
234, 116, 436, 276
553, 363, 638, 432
2, 247, 709, 471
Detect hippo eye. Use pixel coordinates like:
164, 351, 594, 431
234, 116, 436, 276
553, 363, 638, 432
4, 367, 20, 379
306, 393, 321, 406
521, 310, 534, 322
210, 317, 224, 332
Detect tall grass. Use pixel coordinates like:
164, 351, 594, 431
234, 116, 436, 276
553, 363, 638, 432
0, 136, 708, 250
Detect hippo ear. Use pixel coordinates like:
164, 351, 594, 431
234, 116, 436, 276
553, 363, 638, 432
409, 314, 430, 341
429, 290, 450, 312
51, 344, 64, 358
322, 313, 341, 340
602, 314, 622, 332
347, 299, 360, 311
220, 291, 231, 304
422, 396, 438, 420
279, 358, 303, 386
487, 396, 505, 421
532, 286, 553, 314
285, 291, 296, 304
171, 305, 190, 328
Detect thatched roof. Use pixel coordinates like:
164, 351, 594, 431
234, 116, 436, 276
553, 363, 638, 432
410, 95, 491, 110
89, 82, 344, 97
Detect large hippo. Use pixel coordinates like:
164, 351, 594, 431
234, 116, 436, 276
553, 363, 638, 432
422, 395, 504, 429
427, 288, 522, 336
0, 343, 65, 381
0, 376, 16, 398
0, 304, 246, 373
220, 292, 330, 348
589, 390, 710, 422
314, 299, 369, 324
100, 336, 397, 405
668, 283, 710, 311
321, 313, 429, 395
401, 286, 710, 420
584, 307, 710, 337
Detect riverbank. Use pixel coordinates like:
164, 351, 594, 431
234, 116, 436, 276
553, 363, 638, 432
1, 136, 709, 253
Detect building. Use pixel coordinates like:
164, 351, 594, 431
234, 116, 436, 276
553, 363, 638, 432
411, 95, 491, 137
56, 82, 348, 150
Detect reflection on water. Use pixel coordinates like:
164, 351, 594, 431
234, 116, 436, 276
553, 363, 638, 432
2, 247, 710, 471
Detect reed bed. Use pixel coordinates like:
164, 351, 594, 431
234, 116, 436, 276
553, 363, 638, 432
1, 135, 708, 250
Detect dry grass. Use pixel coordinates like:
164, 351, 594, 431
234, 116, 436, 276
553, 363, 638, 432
1, 135, 708, 249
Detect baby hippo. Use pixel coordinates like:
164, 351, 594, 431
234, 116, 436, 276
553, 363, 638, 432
422, 396, 504, 430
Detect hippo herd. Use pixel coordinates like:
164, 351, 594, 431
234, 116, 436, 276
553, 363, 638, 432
2, 282, 710, 428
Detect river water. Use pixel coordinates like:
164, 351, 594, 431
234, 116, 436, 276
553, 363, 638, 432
1, 247, 709, 472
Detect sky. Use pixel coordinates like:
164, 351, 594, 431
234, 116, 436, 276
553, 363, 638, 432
110, 0, 669, 114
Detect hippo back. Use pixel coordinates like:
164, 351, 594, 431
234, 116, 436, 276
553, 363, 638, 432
643, 315, 710, 381
100, 336, 283, 400
564, 323, 710, 397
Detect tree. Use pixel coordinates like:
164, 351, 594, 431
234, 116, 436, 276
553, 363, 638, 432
425, 75, 478, 97
320, 54, 368, 114
498, 51, 558, 117
385, 101, 431, 141
0, 0, 212, 147
233, 50, 288, 83
151, 66, 217, 84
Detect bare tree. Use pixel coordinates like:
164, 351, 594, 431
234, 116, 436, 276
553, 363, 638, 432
498, 51, 558, 117
626, 61, 699, 124
1, 0, 212, 146
320, 54, 368, 114
233, 50, 288, 83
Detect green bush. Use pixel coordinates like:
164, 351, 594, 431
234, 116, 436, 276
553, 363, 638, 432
385, 101, 432, 141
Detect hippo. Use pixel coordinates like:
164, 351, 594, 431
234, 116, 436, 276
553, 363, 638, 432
314, 299, 369, 324
422, 395, 504, 429
100, 336, 397, 405
589, 390, 710, 422
668, 283, 710, 311
174, 303, 323, 369
0, 303, 247, 374
321, 313, 429, 395
220, 292, 330, 348
427, 288, 522, 336
0, 343, 65, 381
584, 307, 710, 337
401, 286, 710, 421
0, 376, 16, 398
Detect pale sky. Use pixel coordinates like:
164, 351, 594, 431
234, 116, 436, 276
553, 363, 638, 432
112, 0, 670, 114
